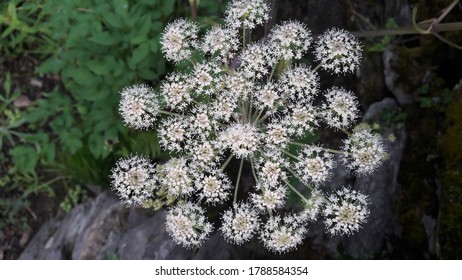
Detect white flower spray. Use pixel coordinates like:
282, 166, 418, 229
110, 0, 388, 252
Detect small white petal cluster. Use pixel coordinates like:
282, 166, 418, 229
119, 85, 159, 130
202, 26, 239, 62
161, 18, 198, 63
315, 28, 363, 74
196, 171, 232, 204
323, 87, 359, 129
250, 183, 286, 212
165, 202, 214, 248
294, 146, 335, 185
240, 43, 271, 79
269, 21, 312, 61
342, 125, 388, 176
160, 73, 192, 111
110, 155, 157, 206
112, 0, 387, 254
218, 123, 260, 159
221, 203, 260, 244
158, 158, 194, 198
224, 0, 270, 30
322, 187, 369, 236
279, 65, 319, 103
260, 213, 307, 254
301, 188, 325, 221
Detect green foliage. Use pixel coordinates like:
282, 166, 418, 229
413, 83, 453, 111
0, 0, 51, 60
0, 72, 58, 232
368, 18, 398, 53
32, 0, 179, 159
60, 184, 88, 213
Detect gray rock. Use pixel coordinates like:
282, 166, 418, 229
19, 192, 244, 260
383, 47, 413, 105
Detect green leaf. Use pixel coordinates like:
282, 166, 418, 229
138, 67, 157, 80
130, 35, 148, 45
89, 31, 118, 46
65, 67, 96, 86
37, 57, 65, 74
138, 14, 151, 36
41, 142, 56, 163
61, 127, 83, 154
130, 41, 150, 66
10, 145, 38, 174
86, 59, 110, 75
102, 11, 123, 29
114, 0, 129, 17
88, 132, 104, 158
161, 0, 175, 15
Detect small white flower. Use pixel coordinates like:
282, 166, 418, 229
254, 82, 281, 111
188, 140, 218, 172
221, 203, 260, 244
196, 171, 232, 204
269, 20, 312, 61
188, 105, 216, 139
279, 65, 319, 103
342, 125, 388, 176
202, 25, 239, 62
314, 28, 362, 74
265, 120, 294, 150
158, 116, 188, 152
161, 18, 198, 63
223, 71, 254, 101
301, 188, 325, 221
288, 103, 318, 136
218, 123, 260, 159
192, 61, 224, 96
224, 0, 270, 30
322, 87, 359, 129
322, 187, 369, 236
160, 72, 192, 111
158, 158, 194, 197
250, 184, 286, 212
110, 155, 157, 206
165, 202, 214, 248
294, 146, 335, 185
257, 159, 288, 188
239, 43, 271, 79
119, 84, 159, 130
260, 213, 307, 254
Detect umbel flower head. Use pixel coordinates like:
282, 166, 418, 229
165, 202, 214, 248
111, 0, 387, 253
322, 187, 370, 236
110, 155, 157, 206
119, 85, 159, 130
314, 27, 363, 74
221, 203, 260, 244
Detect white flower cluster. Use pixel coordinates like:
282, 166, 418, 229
111, 0, 388, 253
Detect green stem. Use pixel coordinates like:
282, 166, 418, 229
220, 154, 233, 171
351, 21, 462, 38
250, 158, 259, 184
252, 109, 264, 124
283, 150, 300, 161
289, 142, 347, 155
233, 157, 245, 204
313, 62, 323, 72
283, 179, 309, 203
242, 26, 246, 48
267, 63, 277, 83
